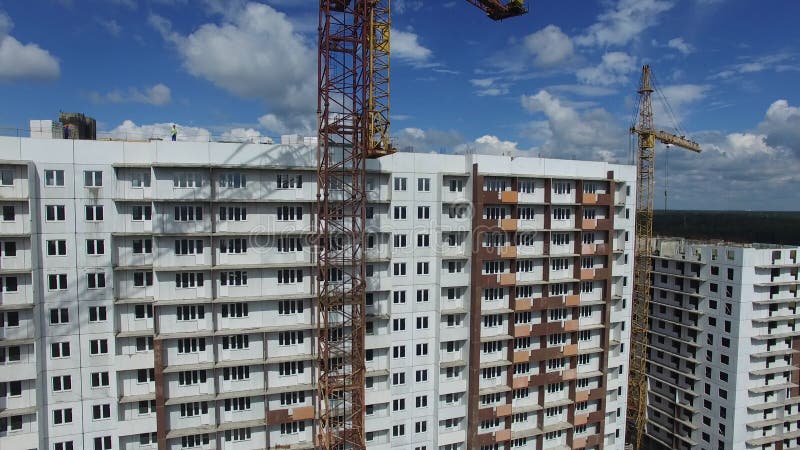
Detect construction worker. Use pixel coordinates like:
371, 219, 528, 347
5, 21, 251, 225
171, 124, 177, 141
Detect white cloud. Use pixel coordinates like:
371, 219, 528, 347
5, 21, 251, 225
576, 52, 637, 86
456, 135, 524, 156
469, 78, 509, 97
149, 2, 314, 132
521, 90, 627, 161
391, 28, 433, 64
0, 11, 60, 82
106, 120, 211, 141
89, 84, 172, 106
761, 99, 800, 156
220, 127, 267, 143
711, 53, 796, 79
667, 37, 693, 55
523, 25, 574, 67
393, 127, 464, 153
96, 18, 122, 37
576, 0, 674, 47
547, 84, 617, 97
394, 0, 423, 14
653, 84, 710, 127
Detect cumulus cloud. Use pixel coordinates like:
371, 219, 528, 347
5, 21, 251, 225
149, 2, 314, 132
667, 37, 693, 55
524, 25, 574, 67
456, 135, 525, 156
576, 0, 674, 47
392, 28, 433, 65
521, 90, 628, 161
106, 120, 211, 141
761, 99, 800, 157
0, 11, 60, 82
220, 127, 269, 143
469, 78, 509, 97
576, 52, 637, 86
393, 127, 464, 153
89, 84, 172, 106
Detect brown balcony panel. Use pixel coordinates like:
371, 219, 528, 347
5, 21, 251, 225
580, 269, 596, 280
500, 245, 518, 258
495, 428, 512, 442
574, 413, 589, 426
500, 219, 518, 231
291, 405, 315, 421
514, 298, 532, 311
596, 218, 613, 230
582, 193, 598, 205
475, 432, 495, 447
594, 243, 610, 255
564, 295, 581, 307
531, 347, 564, 360
563, 368, 577, 380
582, 218, 597, 230
563, 344, 578, 356
594, 267, 611, 279
574, 390, 590, 403
513, 325, 532, 338
565, 320, 579, 332
530, 371, 565, 385
587, 410, 605, 424
597, 193, 613, 205
496, 404, 512, 417
531, 296, 565, 311
513, 376, 529, 389
500, 273, 517, 286
533, 321, 570, 335
585, 434, 602, 447
588, 389, 605, 401
513, 350, 531, 363
501, 191, 519, 204
581, 243, 597, 255
267, 408, 292, 425
573, 436, 588, 449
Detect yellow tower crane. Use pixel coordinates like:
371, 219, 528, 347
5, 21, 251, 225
627, 65, 701, 450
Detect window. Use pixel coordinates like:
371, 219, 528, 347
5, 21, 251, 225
51, 341, 70, 358
280, 391, 306, 406
84, 171, 102, 187
393, 262, 407, 276
417, 177, 430, 191
224, 428, 252, 442
173, 205, 203, 222
277, 206, 303, 221
131, 171, 151, 188
278, 331, 304, 346
393, 345, 406, 359
47, 239, 67, 256
45, 169, 65, 186
416, 289, 429, 302
394, 177, 407, 191
392, 318, 406, 331
132, 205, 152, 221
221, 303, 249, 318
276, 237, 301, 253
173, 173, 201, 188
280, 421, 306, 435
220, 271, 248, 286
393, 205, 407, 219
278, 300, 303, 315
175, 272, 204, 288
53, 408, 73, 425
92, 404, 111, 420
223, 334, 251, 350
392, 424, 405, 437
393, 291, 406, 304
133, 271, 154, 287
553, 207, 571, 220
415, 420, 428, 433
1, 241, 15, 257
177, 338, 206, 354
180, 435, 209, 449
393, 372, 406, 385
136, 337, 154, 351
1, 205, 14, 221
50, 308, 69, 325
89, 339, 109, 355
277, 269, 302, 284
132, 239, 153, 254
276, 174, 302, 189
417, 261, 430, 275
223, 366, 250, 381
219, 206, 247, 221
0, 380, 22, 396
416, 316, 429, 329
85, 205, 104, 221
417, 234, 430, 247
45, 204, 66, 221
54, 442, 74, 450
278, 361, 305, 375
727, 268, 734, 280
91, 371, 110, 388
553, 181, 571, 194
176, 305, 204, 321
417, 206, 430, 219
87, 272, 106, 289
393, 234, 407, 248
416, 343, 429, 356
219, 173, 247, 188
0, 276, 17, 292
552, 232, 570, 246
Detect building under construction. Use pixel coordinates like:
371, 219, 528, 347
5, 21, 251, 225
0, 133, 636, 450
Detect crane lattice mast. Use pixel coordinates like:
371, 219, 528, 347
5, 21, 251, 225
627, 65, 701, 450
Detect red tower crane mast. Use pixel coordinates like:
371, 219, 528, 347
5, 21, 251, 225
316, 2, 527, 449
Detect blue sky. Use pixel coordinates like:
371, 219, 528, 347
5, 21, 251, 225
0, 0, 799, 210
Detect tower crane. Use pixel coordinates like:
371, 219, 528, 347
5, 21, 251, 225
316, 1, 527, 449
626, 65, 701, 450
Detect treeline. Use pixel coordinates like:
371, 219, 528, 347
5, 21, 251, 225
653, 211, 800, 246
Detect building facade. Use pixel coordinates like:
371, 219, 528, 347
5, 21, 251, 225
0, 135, 635, 450
647, 238, 800, 450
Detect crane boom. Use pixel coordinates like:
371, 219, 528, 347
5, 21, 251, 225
627, 65, 702, 450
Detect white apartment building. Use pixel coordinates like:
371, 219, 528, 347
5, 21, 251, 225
0, 134, 636, 450
647, 238, 800, 450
